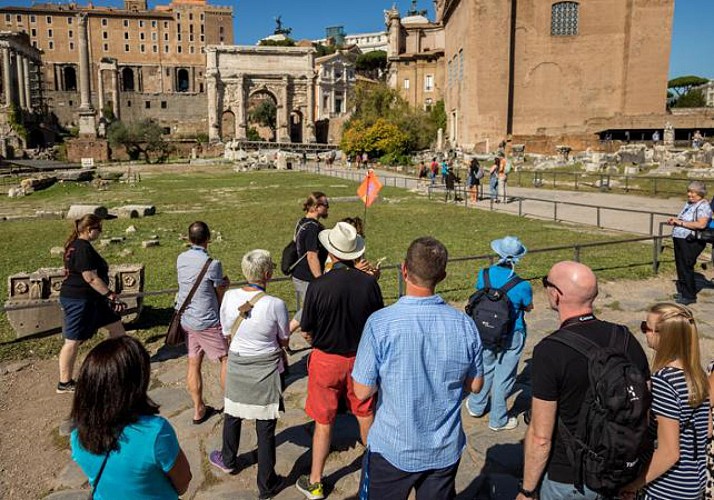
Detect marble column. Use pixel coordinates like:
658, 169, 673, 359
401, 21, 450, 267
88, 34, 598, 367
305, 77, 316, 143
111, 69, 119, 119
235, 76, 247, 140
16, 54, 26, 110
278, 76, 290, 142
206, 70, 219, 142
97, 68, 105, 114
2, 47, 12, 107
22, 57, 30, 111
77, 13, 96, 136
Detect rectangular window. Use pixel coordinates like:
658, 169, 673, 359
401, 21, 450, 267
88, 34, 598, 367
145, 101, 151, 109
151, 32, 157, 41
140, 44, 145, 53
69, 42, 74, 50
17, 15, 22, 23
177, 45, 182, 53
219, 36, 224, 43
103, 43, 109, 51
46, 16, 52, 24
425, 74, 434, 91
48, 40, 54, 49
164, 33, 169, 41
48, 29, 53, 37
31, 28, 36, 37
458, 49, 464, 80
68, 29, 73, 38
219, 26, 224, 34
103, 31, 108, 39
200, 13, 204, 21
189, 34, 194, 42
200, 34, 204, 42
127, 100, 131, 107
30, 15, 36, 23
189, 24, 193, 33
67, 16, 72, 24
163, 21, 168, 29
123, 19, 129, 27
32, 41, 37, 48
125, 44, 129, 52
189, 13, 193, 20
101, 18, 107, 26
447, 60, 452, 86
161, 101, 167, 109
200, 24, 204, 34
164, 45, 169, 53
140, 32, 145, 40
151, 20, 157, 28
403, 79, 410, 90
176, 12, 181, 20
177, 23, 181, 32
124, 32, 129, 40
152, 45, 158, 53
189, 46, 194, 54
177, 33, 182, 42
138, 20, 144, 28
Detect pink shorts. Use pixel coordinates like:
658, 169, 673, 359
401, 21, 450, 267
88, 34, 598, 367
185, 324, 228, 361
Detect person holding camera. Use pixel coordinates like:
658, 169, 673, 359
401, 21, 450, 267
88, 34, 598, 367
58, 214, 127, 394
668, 181, 712, 305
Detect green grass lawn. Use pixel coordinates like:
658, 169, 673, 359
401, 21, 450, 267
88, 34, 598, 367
0, 165, 672, 360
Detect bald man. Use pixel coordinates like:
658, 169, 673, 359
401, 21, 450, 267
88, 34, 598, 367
517, 262, 649, 500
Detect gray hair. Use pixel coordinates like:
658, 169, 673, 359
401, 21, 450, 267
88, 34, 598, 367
241, 249, 273, 282
688, 181, 707, 198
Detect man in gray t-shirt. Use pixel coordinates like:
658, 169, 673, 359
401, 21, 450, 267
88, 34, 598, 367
176, 221, 229, 424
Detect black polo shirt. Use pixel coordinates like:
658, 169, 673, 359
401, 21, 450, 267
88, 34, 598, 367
300, 262, 384, 355
292, 217, 327, 282
531, 315, 650, 484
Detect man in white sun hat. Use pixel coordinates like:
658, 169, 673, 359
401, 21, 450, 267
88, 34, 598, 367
296, 222, 384, 500
465, 236, 533, 431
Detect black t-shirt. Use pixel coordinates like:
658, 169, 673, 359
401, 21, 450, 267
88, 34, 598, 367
292, 217, 327, 282
300, 263, 384, 355
531, 316, 650, 484
60, 239, 109, 299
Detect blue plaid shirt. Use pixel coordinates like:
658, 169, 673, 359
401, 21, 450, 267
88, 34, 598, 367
352, 294, 483, 472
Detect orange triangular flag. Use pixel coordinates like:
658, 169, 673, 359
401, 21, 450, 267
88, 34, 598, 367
357, 169, 383, 208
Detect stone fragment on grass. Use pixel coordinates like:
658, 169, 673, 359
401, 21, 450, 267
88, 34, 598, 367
99, 237, 124, 247
50, 247, 65, 257
142, 239, 160, 248
65, 205, 108, 220
125, 225, 137, 234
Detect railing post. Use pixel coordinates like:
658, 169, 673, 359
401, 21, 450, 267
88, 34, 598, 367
518, 199, 523, 217
554, 201, 558, 221
574, 246, 581, 262
652, 236, 660, 274
596, 207, 601, 228
397, 264, 405, 298
649, 213, 654, 236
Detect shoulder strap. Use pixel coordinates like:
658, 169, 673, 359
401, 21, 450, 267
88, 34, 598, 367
548, 328, 600, 359
90, 451, 111, 499
229, 291, 267, 336
499, 275, 524, 294
482, 269, 491, 289
176, 258, 213, 317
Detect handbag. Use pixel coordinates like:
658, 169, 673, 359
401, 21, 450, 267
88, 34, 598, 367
165, 258, 213, 346
698, 228, 714, 244
88, 451, 110, 500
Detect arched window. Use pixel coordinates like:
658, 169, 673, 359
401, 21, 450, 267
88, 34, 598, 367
176, 68, 189, 92
121, 67, 135, 91
551, 2, 579, 36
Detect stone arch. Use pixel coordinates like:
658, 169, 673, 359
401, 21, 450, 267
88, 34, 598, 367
121, 67, 135, 91
221, 110, 236, 140
247, 89, 278, 142
63, 66, 77, 92
176, 68, 190, 92
290, 110, 303, 144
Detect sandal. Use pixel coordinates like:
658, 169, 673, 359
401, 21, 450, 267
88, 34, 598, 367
192, 405, 219, 425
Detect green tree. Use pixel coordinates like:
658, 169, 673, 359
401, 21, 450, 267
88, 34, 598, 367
246, 127, 262, 141
313, 43, 337, 57
258, 38, 296, 47
668, 75, 709, 98
248, 100, 277, 137
355, 50, 387, 80
107, 119, 170, 163
672, 89, 707, 108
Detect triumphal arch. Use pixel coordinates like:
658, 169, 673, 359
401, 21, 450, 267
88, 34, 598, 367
206, 45, 316, 143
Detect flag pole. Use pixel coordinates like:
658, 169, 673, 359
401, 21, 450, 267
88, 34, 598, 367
363, 171, 371, 235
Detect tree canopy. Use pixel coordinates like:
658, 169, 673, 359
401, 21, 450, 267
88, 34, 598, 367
668, 75, 709, 97
258, 38, 296, 47
355, 50, 387, 80
107, 119, 170, 163
248, 99, 277, 133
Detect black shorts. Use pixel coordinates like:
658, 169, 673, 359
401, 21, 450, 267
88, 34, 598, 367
60, 296, 121, 341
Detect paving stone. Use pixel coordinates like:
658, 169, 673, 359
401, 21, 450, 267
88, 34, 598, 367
42, 490, 89, 500
0, 360, 31, 374
54, 461, 87, 489
149, 386, 192, 418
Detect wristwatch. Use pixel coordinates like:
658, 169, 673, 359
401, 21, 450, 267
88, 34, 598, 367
518, 482, 537, 498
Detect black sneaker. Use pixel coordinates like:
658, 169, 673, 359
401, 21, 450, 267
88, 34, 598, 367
56, 380, 76, 394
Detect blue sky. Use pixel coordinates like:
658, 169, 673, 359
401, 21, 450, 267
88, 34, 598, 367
2, 0, 712, 78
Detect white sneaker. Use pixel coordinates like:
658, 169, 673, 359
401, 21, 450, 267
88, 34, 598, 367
464, 401, 484, 418
489, 417, 518, 431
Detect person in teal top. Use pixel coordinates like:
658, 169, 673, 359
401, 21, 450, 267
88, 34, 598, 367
466, 236, 533, 431
70, 337, 192, 499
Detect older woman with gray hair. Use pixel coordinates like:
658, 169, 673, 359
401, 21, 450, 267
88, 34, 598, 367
668, 180, 712, 305
210, 249, 289, 499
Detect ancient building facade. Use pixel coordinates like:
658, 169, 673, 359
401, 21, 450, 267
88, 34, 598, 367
315, 49, 358, 120
207, 46, 316, 143
386, 9, 444, 111
0, 31, 45, 156
434, 0, 674, 151
0, 0, 232, 135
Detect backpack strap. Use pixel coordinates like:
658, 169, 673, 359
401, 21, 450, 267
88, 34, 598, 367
229, 292, 267, 337
480, 268, 523, 294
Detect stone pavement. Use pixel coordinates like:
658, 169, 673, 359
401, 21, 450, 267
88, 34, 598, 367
44, 272, 714, 500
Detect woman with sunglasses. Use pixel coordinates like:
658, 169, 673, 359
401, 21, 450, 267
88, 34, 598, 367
58, 214, 126, 394
621, 302, 710, 500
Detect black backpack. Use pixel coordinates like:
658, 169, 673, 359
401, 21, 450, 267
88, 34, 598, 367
280, 219, 317, 276
548, 326, 652, 495
465, 270, 523, 351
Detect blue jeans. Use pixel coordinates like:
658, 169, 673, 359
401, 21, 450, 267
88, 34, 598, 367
539, 474, 601, 500
466, 330, 525, 428
489, 175, 498, 199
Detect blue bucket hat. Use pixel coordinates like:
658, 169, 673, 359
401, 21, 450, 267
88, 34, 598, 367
491, 236, 527, 264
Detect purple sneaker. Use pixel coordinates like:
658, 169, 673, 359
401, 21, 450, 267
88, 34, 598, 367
208, 450, 236, 474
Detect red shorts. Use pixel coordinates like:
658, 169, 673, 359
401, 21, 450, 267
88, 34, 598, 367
305, 349, 375, 425
185, 324, 228, 361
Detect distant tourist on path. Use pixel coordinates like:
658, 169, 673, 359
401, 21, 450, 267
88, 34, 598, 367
466, 236, 532, 431
352, 237, 483, 499
668, 181, 712, 305
489, 157, 500, 202
620, 303, 709, 500
417, 161, 428, 189
430, 157, 439, 186
296, 222, 383, 500
176, 221, 229, 424
70, 337, 192, 499
467, 158, 481, 202
497, 153, 509, 203
693, 130, 704, 149
58, 214, 126, 394
209, 249, 288, 499
444, 166, 459, 202
652, 130, 660, 143
289, 192, 330, 334
518, 261, 650, 500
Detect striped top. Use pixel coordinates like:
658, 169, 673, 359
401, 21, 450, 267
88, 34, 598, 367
644, 367, 709, 500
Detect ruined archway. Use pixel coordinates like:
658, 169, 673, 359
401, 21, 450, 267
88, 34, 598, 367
221, 110, 236, 140
63, 66, 77, 92
290, 110, 303, 143
247, 90, 278, 142
121, 67, 135, 91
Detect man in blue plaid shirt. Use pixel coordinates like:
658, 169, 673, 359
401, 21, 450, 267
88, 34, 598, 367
352, 237, 484, 499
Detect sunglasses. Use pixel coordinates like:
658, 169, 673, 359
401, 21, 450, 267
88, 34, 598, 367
541, 276, 563, 295
640, 321, 654, 334
90, 226, 103, 232
318, 202, 330, 208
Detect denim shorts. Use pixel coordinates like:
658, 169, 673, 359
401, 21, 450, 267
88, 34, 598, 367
60, 296, 121, 341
